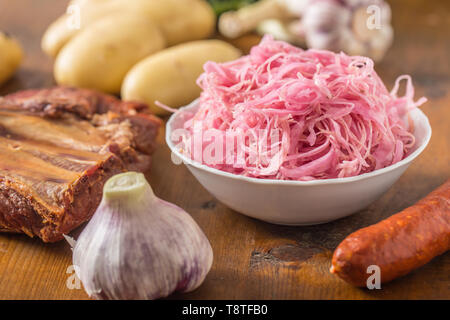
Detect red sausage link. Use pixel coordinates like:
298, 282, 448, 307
330, 179, 450, 287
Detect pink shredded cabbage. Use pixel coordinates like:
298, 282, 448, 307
178, 36, 426, 181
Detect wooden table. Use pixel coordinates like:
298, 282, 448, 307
0, 0, 449, 300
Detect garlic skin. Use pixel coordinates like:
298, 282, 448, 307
71, 172, 213, 300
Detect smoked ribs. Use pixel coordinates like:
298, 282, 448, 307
0, 86, 161, 242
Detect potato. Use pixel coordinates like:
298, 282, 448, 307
121, 40, 242, 115
42, 0, 125, 58
41, 15, 75, 59
53, 13, 165, 94
42, 0, 216, 58
0, 32, 23, 86
143, 0, 216, 46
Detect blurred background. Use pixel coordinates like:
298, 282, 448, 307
0, 0, 448, 300
1, 0, 449, 98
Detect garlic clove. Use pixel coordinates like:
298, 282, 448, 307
71, 172, 213, 300
368, 25, 393, 62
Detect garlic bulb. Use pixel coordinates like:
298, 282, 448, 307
299, 0, 393, 62
219, 0, 393, 62
70, 172, 213, 300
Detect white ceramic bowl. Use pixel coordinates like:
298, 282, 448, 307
166, 100, 432, 225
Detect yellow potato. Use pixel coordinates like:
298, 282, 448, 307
42, 0, 125, 58
121, 40, 242, 115
41, 15, 76, 59
42, 0, 216, 58
0, 32, 23, 86
53, 13, 165, 94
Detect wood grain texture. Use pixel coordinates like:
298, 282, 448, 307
0, 0, 449, 300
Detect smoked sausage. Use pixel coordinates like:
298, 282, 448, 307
330, 179, 450, 287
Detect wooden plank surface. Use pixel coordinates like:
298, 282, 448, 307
0, 0, 449, 300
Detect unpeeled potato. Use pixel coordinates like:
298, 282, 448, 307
42, 0, 132, 58
121, 40, 242, 115
0, 32, 23, 86
42, 0, 216, 58
54, 13, 165, 94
